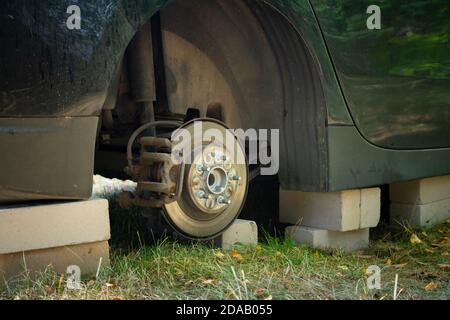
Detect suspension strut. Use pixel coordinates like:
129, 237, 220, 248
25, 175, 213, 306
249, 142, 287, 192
121, 20, 184, 209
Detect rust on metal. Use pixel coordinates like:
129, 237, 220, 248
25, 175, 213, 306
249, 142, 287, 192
123, 136, 184, 208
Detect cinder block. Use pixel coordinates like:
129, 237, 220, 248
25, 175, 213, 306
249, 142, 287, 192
217, 219, 258, 250
286, 226, 369, 252
280, 188, 380, 232
390, 198, 450, 228
0, 241, 110, 282
0, 199, 110, 255
390, 175, 450, 205
361, 188, 381, 228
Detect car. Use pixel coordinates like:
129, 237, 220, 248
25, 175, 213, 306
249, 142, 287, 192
1, 0, 449, 239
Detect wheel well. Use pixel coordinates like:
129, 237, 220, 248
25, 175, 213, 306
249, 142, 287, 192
96, 0, 328, 192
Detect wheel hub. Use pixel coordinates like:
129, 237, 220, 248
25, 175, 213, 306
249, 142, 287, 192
188, 148, 241, 214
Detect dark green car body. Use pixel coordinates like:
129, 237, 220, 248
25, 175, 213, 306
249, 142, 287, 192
312, 0, 450, 149
0, 0, 449, 202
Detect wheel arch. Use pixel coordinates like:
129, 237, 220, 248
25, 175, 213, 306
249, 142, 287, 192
103, 0, 341, 192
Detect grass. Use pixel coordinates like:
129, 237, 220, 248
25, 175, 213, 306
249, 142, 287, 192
0, 199, 449, 300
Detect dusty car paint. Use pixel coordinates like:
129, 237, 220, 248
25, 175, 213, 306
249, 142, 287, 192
310, 0, 450, 149
0, 0, 449, 202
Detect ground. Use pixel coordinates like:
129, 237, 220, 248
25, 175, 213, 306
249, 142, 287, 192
0, 197, 448, 300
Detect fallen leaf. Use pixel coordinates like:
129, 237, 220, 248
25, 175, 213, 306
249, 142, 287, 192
215, 251, 226, 259
57, 274, 65, 290
438, 264, 450, 269
275, 251, 282, 257
442, 251, 449, 256
230, 250, 244, 262
385, 258, 392, 265
105, 282, 116, 288
175, 270, 184, 277
410, 234, 422, 245
424, 282, 438, 291
419, 271, 437, 280
264, 295, 273, 300
202, 279, 215, 285
184, 280, 194, 287
254, 288, 266, 297
255, 245, 262, 252
43, 285, 55, 295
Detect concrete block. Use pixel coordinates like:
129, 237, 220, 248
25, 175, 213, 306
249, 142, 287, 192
0, 199, 110, 255
361, 188, 381, 228
280, 188, 380, 232
390, 175, 450, 205
0, 241, 109, 282
217, 219, 258, 250
286, 226, 369, 252
390, 198, 450, 228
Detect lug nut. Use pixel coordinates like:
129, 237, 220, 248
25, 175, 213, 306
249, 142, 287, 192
229, 175, 241, 181
218, 196, 231, 205
197, 165, 210, 172
197, 191, 209, 199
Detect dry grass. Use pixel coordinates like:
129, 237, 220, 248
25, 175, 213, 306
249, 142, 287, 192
1, 215, 448, 300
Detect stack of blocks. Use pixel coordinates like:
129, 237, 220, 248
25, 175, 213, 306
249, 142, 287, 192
390, 175, 450, 228
280, 188, 381, 251
0, 199, 110, 283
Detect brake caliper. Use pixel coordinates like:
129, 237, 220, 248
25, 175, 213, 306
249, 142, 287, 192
119, 136, 184, 208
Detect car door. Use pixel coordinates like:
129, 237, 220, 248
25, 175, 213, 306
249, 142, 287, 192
310, 0, 450, 149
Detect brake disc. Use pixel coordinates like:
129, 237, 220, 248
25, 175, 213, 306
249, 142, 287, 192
162, 119, 248, 239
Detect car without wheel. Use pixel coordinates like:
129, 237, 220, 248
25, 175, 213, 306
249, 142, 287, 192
0, 0, 449, 239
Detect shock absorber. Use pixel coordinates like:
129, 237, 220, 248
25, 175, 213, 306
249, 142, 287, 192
127, 21, 157, 136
